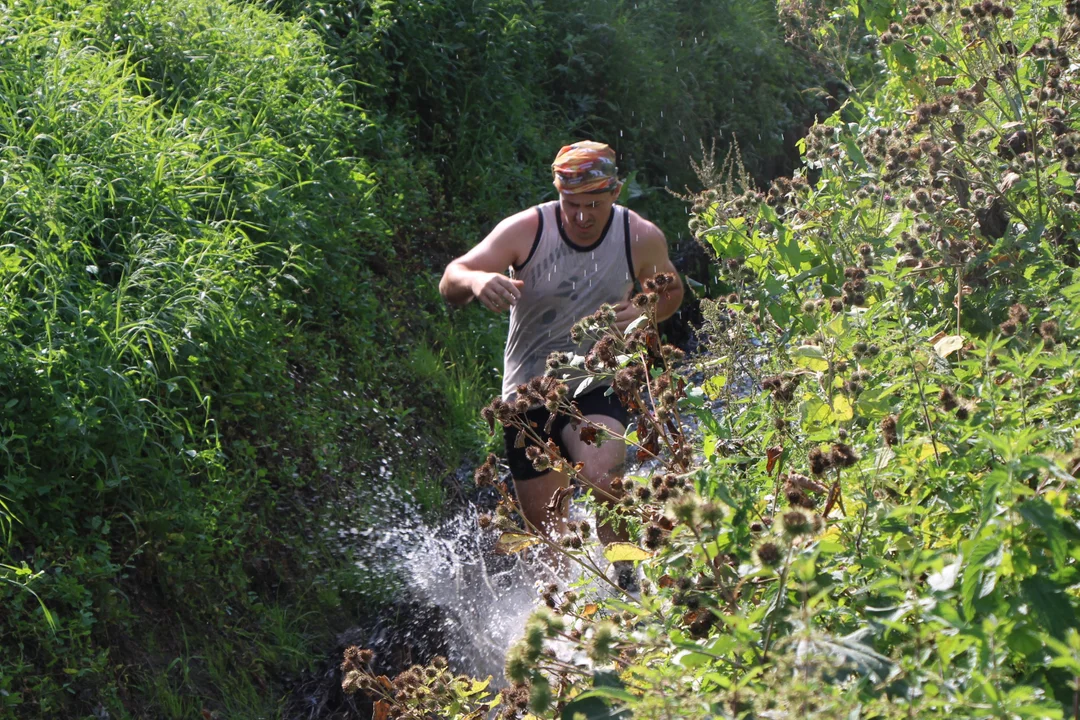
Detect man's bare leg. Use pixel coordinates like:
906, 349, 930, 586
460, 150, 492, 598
511, 414, 629, 581
513, 469, 569, 537
560, 414, 629, 545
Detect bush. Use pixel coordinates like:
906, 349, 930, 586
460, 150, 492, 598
342, 0, 1080, 716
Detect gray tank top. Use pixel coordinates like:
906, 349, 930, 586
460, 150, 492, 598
502, 200, 634, 401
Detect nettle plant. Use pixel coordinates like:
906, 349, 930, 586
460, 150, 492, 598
340, 2, 1080, 717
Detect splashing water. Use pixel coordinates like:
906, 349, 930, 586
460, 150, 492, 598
350, 492, 563, 682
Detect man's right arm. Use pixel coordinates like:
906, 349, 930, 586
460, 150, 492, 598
439, 209, 538, 313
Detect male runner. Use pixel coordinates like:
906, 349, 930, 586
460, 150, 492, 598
439, 141, 683, 551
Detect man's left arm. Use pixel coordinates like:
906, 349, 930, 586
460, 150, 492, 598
631, 214, 684, 323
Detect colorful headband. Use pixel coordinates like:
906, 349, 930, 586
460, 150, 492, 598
551, 141, 618, 195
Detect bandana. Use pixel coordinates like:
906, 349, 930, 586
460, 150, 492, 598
551, 141, 618, 195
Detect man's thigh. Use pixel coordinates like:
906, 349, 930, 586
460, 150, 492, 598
560, 413, 627, 481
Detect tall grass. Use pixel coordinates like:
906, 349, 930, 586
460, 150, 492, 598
0, 0, 396, 714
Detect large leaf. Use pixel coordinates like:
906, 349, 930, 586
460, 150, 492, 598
561, 671, 631, 719
792, 344, 829, 372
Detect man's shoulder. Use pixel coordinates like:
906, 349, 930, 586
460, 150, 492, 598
625, 209, 665, 244
496, 205, 545, 235
484, 206, 545, 267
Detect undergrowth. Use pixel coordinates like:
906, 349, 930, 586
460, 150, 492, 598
344, 0, 1080, 717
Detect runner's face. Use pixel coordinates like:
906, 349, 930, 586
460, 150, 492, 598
558, 187, 619, 244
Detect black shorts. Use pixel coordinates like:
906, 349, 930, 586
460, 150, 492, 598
502, 385, 629, 481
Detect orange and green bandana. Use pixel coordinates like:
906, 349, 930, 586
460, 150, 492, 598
551, 141, 618, 195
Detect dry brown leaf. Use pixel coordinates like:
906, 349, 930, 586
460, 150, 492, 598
495, 532, 542, 555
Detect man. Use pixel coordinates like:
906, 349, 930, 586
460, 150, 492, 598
439, 141, 683, 555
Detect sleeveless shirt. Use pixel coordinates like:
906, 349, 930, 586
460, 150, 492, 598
502, 200, 635, 401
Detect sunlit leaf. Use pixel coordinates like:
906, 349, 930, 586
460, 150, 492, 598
792, 344, 829, 372
703, 374, 727, 400
673, 649, 711, 668
830, 394, 853, 421
933, 334, 965, 358
874, 446, 895, 471
603, 543, 653, 562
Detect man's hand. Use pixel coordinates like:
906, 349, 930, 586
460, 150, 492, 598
472, 273, 525, 313
612, 300, 644, 332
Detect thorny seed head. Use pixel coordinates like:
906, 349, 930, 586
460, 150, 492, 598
781, 510, 814, 538
644, 523, 666, 550
701, 502, 724, 524
881, 414, 899, 446
589, 622, 617, 663
671, 495, 699, 525
755, 541, 783, 567
474, 453, 498, 487
830, 442, 860, 468
808, 446, 833, 475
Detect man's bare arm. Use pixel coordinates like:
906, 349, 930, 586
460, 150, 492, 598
611, 213, 684, 330
439, 210, 538, 312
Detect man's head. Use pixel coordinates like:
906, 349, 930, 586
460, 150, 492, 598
551, 141, 621, 244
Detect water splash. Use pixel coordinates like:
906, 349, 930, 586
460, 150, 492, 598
349, 492, 553, 682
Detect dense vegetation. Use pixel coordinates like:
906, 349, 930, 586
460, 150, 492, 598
341, 0, 1080, 717
0, 0, 820, 716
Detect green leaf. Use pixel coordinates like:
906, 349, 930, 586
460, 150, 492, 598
831, 394, 853, 422
842, 135, 867, 169
673, 650, 712, 668
792, 345, 829, 372
960, 566, 984, 620
1016, 500, 1069, 569
703, 374, 727, 400
1021, 576, 1077, 638
562, 672, 631, 719
799, 629, 895, 682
